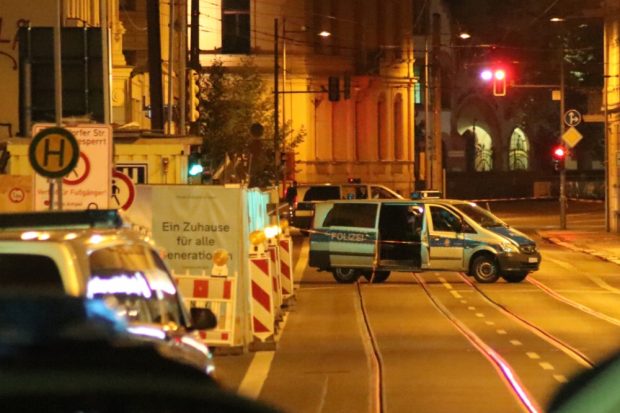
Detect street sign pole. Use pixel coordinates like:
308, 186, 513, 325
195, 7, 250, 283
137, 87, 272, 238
559, 56, 566, 230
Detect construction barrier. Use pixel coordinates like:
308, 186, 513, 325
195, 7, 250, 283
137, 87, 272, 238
267, 237, 283, 320
174, 271, 240, 350
248, 242, 277, 350
127, 185, 297, 353
278, 235, 295, 303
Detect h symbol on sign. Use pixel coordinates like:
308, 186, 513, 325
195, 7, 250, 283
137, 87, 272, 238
43, 138, 65, 167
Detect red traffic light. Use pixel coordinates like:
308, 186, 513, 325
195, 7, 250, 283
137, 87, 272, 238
552, 146, 566, 159
480, 66, 508, 96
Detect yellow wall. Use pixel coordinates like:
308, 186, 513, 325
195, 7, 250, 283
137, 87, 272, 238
5, 137, 199, 184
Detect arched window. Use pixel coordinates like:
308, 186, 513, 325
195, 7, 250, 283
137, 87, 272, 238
377, 93, 387, 160
508, 127, 529, 170
473, 127, 493, 171
393, 94, 403, 160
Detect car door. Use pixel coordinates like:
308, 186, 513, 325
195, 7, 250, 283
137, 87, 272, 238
310, 202, 379, 270
377, 202, 425, 270
425, 204, 465, 270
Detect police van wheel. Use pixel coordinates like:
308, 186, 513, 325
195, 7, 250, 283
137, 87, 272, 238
332, 268, 360, 283
502, 271, 528, 283
471, 255, 499, 283
363, 271, 390, 283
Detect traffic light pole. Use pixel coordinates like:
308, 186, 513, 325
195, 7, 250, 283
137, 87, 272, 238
274, 18, 280, 194
559, 56, 567, 230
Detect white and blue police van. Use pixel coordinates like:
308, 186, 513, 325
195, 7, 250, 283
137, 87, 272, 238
309, 199, 541, 284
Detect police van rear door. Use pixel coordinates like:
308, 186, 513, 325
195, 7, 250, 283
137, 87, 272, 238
310, 201, 379, 270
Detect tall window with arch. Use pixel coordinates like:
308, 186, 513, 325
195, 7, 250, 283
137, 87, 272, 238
393, 94, 403, 160
508, 127, 529, 170
377, 93, 387, 160
473, 127, 493, 172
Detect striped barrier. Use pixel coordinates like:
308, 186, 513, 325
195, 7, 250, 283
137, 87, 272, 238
267, 238, 283, 319
174, 274, 239, 350
249, 244, 277, 350
278, 235, 295, 303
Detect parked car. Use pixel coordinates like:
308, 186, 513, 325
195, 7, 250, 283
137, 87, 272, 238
0, 293, 280, 413
309, 198, 541, 283
290, 183, 403, 232
0, 209, 217, 376
411, 190, 443, 199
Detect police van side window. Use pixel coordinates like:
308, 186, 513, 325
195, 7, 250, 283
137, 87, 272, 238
323, 204, 378, 228
430, 206, 462, 232
304, 186, 340, 201
0, 254, 64, 292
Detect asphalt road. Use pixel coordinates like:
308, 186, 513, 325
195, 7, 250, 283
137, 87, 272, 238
216, 199, 616, 413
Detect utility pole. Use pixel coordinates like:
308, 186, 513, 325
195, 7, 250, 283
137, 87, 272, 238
431, 13, 443, 192
167, 0, 175, 134
274, 19, 280, 192
189, 0, 200, 70
424, 37, 431, 189
178, 0, 187, 134
147, 0, 164, 133
52, 0, 63, 210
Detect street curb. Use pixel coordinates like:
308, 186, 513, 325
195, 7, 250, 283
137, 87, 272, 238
538, 233, 620, 266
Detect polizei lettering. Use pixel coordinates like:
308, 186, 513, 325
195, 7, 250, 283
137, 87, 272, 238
329, 231, 366, 242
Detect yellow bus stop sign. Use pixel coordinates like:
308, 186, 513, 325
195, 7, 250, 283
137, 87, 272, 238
28, 127, 80, 178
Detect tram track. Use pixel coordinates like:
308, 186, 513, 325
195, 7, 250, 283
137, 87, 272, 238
412, 272, 541, 413
351, 269, 602, 413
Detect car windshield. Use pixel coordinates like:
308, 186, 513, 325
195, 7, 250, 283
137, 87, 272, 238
451, 203, 506, 228
88, 245, 183, 326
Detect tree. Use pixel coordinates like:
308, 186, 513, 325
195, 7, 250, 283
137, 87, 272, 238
195, 58, 305, 187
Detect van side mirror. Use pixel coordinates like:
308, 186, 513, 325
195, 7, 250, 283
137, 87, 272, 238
190, 307, 217, 330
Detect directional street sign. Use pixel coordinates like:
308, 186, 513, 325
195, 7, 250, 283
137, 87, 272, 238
28, 127, 79, 178
562, 126, 584, 148
564, 109, 582, 127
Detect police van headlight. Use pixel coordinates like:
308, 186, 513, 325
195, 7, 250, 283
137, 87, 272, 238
499, 241, 519, 253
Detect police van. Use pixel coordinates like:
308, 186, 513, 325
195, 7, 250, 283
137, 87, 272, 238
309, 199, 541, 283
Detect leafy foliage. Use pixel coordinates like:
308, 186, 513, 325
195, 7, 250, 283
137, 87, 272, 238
194, 58, 305, 187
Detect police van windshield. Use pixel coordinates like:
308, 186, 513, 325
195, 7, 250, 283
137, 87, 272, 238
451, 203, 506, 228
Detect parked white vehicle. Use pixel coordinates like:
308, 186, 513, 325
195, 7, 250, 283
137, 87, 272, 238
0, 209, 217, 376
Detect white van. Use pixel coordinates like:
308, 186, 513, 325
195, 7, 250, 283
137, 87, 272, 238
290, 183, 402, 231
309, 199, 541, 283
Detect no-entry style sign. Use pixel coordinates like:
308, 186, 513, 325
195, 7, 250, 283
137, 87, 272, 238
111, 170, 136, 211
28, 127, 79, 178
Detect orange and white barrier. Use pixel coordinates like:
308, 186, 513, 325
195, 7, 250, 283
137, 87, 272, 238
267, 238, 283, 319
248, 242, 277, 350
175, 274, 238, 348
278, 235, 295, 302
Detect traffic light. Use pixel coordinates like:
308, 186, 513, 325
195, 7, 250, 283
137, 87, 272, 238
480, 66, 507, 96
279, 150, 287, 166
188, 69, 200, 122
328, 76, 340, 101
188, 150, 204, 177
552, 145, 566, 171
493, 69, 506, 96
